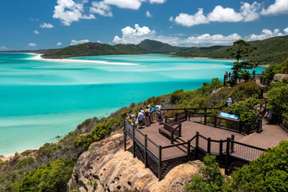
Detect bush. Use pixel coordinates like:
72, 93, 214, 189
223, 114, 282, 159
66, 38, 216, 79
170, 90, 185, 104
267, 82, 288, 122
224, 141, 288, 192
228, 97, 260, 130
185, 155, 224, 192
230, 81, 261, 102
13, 159, 74, 192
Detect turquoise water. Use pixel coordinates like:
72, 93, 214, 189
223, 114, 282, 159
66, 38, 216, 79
0, 53, 262, 155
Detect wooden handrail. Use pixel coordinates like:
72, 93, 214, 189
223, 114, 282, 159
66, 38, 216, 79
232, 140, 267, 151
161, 107, 222, 111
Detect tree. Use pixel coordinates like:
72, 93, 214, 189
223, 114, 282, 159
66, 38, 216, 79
229, 40, 256, 84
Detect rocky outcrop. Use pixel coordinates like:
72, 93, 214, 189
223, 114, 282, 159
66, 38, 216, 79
273, 73, 288, 82
68, 132, 202, 192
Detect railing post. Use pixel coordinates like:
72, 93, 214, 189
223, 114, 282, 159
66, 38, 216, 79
204, 108, 207, 125
144, 135, 148, 168
124, 129, 127, 151
179, 124, 182, 137
214, 116, 217, 127
225, 138, 231, 175
207, 138, 211, 154
257, 118, 263, 133
219, 140, 223, 156
187, 141, 191, 161
195, 132, 199, 159
231, 135, 235, 153
158, 145, 162, 180
123, 120, 127, 151
132, 125, 136, 158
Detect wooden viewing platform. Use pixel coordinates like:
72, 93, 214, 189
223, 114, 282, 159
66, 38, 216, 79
123, 109, 288, 179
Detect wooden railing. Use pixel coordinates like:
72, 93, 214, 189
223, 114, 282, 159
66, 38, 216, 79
123, 120, 267, 179
161, 107, 263, 135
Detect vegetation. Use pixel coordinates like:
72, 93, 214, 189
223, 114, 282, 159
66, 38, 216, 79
42, 36, 288, 66
13, 159, 74, 192
267, 82, 288, 122
185, 155, 224, 192
227, 98, 260, 130
186, 141, 288, 192
176, 35, 288, 65
42, 39, 180, 59
262, 58, 288, 83
225, 141, 288, 192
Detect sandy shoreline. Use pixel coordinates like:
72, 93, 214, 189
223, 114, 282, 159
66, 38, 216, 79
29, 53, 139, 66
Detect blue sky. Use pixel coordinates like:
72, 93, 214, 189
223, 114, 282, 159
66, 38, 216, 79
0, 0, 288, 50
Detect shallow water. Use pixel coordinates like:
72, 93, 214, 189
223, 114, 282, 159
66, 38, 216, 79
0, 53, 262, 155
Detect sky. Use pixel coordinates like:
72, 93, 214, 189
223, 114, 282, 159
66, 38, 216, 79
0, 0, 288, 50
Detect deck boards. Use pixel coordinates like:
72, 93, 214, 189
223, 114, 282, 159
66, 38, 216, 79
132, 118, 288, 162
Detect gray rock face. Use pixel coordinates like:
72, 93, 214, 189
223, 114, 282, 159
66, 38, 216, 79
68, 132, 202, 192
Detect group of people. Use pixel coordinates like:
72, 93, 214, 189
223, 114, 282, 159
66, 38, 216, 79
126, 104, 163, 128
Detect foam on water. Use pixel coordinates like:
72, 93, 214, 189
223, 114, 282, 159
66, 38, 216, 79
0, 53, 263, 155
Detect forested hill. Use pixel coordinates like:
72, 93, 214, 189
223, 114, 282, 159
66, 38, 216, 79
42, 36, 288, 65
175, 35, 288, 65
41, 39, 180, 59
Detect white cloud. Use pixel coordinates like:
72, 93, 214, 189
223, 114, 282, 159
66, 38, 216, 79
57, 42, 63, 46
174, 9, 208, 27
173, 2, 260, 27
53, 0, 166, 25
70, 39, 90, 46
104, 0, 142, 10
146, 10, 152, 18
208, 6, 243, 22
186, 33, 241, 46
40, 22, 54, 29
53, 0, 95, 26
90, 1, 112, 16
33, 30, 40, 35
28, 43, 37, 47
149, 0, 166, 4
261, 0, 288, 15
113, 24, 155, 44
247, 28, 288, 41
112, 24, 288, 46
103, 0, 166, 10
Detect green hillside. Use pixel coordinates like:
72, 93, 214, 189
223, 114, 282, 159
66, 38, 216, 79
42, 36, 288, 65
175, 35, 288, 65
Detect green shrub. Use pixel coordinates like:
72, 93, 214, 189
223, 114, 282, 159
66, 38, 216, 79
230, 81, 261, 101
267, 82, 288, 121
13, 159, 74, 192
224, 141, 288, 192
228, 97, 260, 130
185, 155, 224, 192
170, 90, 185, 104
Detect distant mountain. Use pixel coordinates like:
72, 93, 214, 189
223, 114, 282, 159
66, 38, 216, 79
42, 39, 178, 59
138, 39, 180, 53
42, 36, 288, 65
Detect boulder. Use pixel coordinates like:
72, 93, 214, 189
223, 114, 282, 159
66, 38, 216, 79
68, 132, 202, 192
273, 73, 288, 82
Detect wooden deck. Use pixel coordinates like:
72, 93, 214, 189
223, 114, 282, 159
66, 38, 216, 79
124, 117, 288, 179
133, 117, 288, 161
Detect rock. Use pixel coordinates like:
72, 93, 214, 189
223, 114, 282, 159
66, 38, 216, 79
68, 131, 202, 192
273, 74, 288, 82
